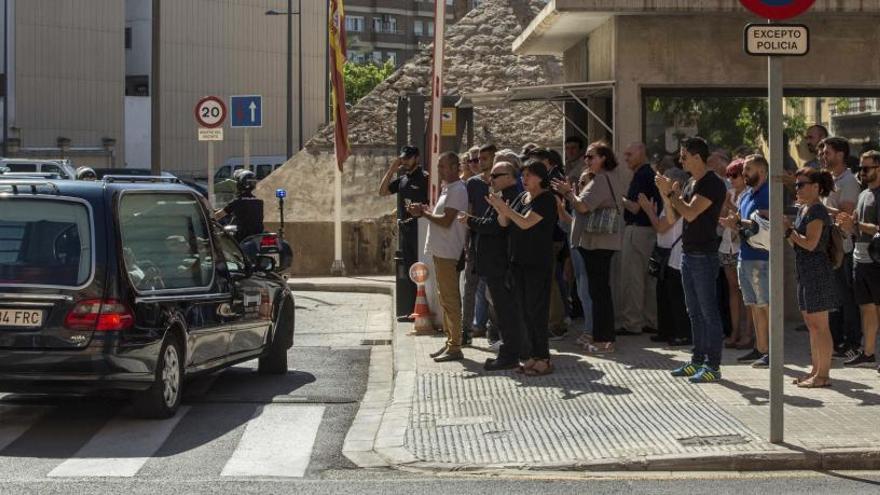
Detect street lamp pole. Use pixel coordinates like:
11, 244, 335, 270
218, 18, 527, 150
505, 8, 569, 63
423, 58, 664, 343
266, 5, 301, 160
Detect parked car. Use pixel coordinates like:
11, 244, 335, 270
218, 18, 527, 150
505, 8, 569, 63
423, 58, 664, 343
0, 158, 77, 180
92, 168, 208, 198
214, 156, 286, 183
0, 177, 295, 418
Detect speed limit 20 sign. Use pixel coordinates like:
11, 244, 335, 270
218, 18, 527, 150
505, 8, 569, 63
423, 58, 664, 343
195, 96, 227, 128
739, 0, 816, 20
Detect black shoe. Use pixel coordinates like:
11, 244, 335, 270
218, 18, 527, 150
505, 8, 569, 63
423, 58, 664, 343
844, 353, 876, 367
642, 326, 659, 334
462, 335, 473, 346
616, 328, 640, 336
484, 358, 519, 371
433, 351, 464, 363
832, 344, 850, 358
397, 315, 415, 323
737, 349, 763, 362
650, 335, 669, 343
669, 337, 692, 346
429, 346, 448, 358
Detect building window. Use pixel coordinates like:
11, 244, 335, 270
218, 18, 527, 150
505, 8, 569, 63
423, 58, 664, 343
446, 0, 453, 4
373, 15, 397, 34
371, 51, 383, 64
346, 16, 364, 32
414, 20, 423, 36
387, 52, 397, 66
427, 21, 434, 36
125, 27, 132, 49
347, 51, 366, 64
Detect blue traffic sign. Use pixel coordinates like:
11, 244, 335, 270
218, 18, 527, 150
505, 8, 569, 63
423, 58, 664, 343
230, 95, 262, 128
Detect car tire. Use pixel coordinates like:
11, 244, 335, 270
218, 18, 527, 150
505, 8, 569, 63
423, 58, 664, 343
133, 333, 183, 418
258, 299, 293, 375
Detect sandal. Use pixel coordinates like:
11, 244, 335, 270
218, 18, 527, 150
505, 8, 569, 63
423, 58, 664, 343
516, 358, 537, 374
797, 376, 832, 388
524, 359, 554, 376
792, 372, 817, 385
583, 341, 615, 354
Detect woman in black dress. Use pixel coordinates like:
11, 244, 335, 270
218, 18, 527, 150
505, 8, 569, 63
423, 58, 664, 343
785, 168, 840, 388
486, 160, 558, 376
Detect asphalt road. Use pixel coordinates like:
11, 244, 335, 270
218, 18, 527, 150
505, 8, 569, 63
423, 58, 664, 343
1, 291, 880, 493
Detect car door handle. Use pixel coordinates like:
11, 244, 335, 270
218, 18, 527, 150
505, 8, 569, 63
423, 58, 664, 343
217, 303, 237, 318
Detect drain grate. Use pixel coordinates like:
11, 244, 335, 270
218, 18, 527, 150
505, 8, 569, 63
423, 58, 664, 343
677, 434, 750, 447
360, 339, 392, 346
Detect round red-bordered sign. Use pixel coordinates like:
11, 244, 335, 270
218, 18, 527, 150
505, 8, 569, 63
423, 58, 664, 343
740, 0, 816, 20
194, 96, 227, 128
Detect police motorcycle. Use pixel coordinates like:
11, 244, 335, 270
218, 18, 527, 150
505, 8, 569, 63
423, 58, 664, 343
217, 169, 293, 274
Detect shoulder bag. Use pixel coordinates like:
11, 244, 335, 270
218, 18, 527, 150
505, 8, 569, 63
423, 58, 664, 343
648, 235, 682, 281
582, 174, 620, 234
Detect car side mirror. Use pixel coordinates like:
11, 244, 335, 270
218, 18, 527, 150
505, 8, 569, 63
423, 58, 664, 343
255, 255, 276, 273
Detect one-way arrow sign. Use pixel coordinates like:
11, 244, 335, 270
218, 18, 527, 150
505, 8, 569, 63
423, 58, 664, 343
230, 95, 263, 128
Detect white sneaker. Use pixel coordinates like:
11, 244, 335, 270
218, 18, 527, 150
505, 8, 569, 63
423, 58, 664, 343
488, 340, 502, 353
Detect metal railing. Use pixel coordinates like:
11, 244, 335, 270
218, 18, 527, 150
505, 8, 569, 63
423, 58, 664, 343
830, 97, 879, 116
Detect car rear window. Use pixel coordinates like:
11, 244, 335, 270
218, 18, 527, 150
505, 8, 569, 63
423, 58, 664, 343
118, 193, 214, 291
0, 199, 93, 287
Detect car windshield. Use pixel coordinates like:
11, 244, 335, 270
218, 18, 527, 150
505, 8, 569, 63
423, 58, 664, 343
0, 198, 93, 287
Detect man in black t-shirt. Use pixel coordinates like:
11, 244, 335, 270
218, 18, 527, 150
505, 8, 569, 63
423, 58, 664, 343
657, 137, 728, 383
380, 146, 429, 321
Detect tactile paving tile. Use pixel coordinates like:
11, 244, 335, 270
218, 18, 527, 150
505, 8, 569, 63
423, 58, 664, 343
406, 358, 774, 465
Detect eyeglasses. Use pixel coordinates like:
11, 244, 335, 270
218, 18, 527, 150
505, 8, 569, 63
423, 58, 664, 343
859, 165, 880, 172
794, 181, 814, 190
490, 172, 510, 179
726, 173, 741, 179
584, 154, 596, 160
468, 158, 479, 163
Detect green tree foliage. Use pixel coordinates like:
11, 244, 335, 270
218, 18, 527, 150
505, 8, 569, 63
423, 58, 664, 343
647, 96, 808, 154
343, 60, 396, 107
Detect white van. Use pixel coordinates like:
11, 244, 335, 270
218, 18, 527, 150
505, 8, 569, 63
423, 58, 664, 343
214, 155, 287, 183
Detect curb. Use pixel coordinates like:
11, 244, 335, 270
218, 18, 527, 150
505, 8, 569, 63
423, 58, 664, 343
305, 278, 880, 474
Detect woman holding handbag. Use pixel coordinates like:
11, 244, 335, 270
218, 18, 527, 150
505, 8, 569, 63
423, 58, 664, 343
553, 142, 624, 353
640, 167, 692, 346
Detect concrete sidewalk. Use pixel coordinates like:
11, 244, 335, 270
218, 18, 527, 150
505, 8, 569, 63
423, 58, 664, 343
299, 277, 880, 471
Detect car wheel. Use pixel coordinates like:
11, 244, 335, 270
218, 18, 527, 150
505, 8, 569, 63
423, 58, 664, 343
133, 333, 183, 418
258, 300, 293, 375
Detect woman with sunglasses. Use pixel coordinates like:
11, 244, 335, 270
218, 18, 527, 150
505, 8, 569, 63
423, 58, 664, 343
785, 167, 840, 388
553, 142, 623, 353
487, 160, 558, 376
719, 159, 752, 351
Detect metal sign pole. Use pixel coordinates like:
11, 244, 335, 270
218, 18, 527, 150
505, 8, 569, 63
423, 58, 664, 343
244, 127, 251, 171
208, 141, 215, 206
768, 49, 785, 444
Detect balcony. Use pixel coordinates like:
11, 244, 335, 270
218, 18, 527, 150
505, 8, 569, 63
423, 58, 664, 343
831, 97, 880, 117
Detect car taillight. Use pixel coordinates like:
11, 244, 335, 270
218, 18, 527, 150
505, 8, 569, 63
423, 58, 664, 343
259, 235, 278, 249
64, 299, 134, 332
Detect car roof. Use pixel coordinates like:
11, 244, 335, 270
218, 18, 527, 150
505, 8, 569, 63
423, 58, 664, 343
0, 178, 201, 203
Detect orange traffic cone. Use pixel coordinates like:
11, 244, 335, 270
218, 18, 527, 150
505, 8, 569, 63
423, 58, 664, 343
409, 282, 435, 335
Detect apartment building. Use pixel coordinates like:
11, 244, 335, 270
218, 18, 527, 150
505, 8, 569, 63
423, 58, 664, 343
344, 0, 473, 66
0, 0, 328, 176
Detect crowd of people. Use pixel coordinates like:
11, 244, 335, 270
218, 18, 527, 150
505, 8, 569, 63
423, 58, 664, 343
381, 126, 880, 386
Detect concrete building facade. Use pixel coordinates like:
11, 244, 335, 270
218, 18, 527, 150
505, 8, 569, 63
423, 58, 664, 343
1, 0, 329, 176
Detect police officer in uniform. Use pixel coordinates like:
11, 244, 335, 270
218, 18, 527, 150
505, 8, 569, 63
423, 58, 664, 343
214, 169, 264, 242
380, 146, 429, 322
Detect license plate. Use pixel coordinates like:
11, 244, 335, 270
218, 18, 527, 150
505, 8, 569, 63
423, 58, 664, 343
0, 309, 43, 328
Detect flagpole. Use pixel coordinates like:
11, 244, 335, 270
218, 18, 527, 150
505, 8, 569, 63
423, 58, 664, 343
332, 160, 345, 275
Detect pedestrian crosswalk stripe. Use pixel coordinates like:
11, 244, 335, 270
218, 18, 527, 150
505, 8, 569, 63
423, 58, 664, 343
47, 406, 189, 478
0, 405, 50, 452
221, 405, 324, 478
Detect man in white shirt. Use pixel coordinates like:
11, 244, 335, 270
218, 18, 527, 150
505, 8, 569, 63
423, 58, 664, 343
820, 137, 863, 359
408, 152, 469, 362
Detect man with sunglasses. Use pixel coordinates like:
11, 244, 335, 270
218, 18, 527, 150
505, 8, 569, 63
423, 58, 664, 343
379, 145, 429, 322
838, 151, 880, 370
461, 162, 524, 370
819, 137, 863, 361
462, 144, 498, 346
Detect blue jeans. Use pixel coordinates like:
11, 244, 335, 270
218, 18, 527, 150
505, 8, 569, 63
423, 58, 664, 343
570, 247, 593, 333
681, 252, 724, 369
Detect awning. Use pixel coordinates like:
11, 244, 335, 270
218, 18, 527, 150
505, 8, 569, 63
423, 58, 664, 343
457, 81, 616, 139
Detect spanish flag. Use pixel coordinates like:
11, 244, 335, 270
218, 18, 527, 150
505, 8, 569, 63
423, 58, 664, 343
329, 0, 350, 172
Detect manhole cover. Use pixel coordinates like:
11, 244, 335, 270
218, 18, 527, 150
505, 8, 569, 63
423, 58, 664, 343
677, 434, 750, 447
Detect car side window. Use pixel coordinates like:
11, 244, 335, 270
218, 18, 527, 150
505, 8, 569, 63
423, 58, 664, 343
6, 163, 36, 172
256, 164, 272, 180
41, 164, 62, 174
215, 232, 247, 275
118, 193, 214, 291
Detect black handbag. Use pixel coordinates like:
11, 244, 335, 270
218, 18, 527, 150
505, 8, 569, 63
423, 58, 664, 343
648, 235, 682, 281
